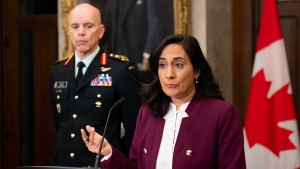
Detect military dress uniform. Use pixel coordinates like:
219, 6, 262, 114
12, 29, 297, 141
49, 50, 141, 167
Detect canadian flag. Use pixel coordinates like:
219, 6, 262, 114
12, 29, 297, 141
244, 0, 300, 168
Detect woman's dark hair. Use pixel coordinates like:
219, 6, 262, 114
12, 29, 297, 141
140, 34, 224, 118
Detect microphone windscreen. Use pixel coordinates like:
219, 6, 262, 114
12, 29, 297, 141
114, 98, 125, 107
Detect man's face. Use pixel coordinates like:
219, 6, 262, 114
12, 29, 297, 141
68, 5, 104, 57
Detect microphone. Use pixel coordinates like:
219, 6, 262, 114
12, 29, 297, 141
94, 98, 125, 168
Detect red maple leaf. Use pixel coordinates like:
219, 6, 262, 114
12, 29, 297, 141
245, 69, 297, 156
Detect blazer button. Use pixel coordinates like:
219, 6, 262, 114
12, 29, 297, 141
74, 95, 79, 100
70, 133, 75, 138
186, 150, 193, 157
97, 94, 101, 98
56, 95, 60, 99
143, 148, 148, 154
70, 153, 75, 158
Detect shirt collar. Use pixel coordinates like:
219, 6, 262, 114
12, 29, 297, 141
164, 102, 190, 119
74, 46, 100, 68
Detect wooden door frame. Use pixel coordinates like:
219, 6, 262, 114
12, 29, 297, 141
1, 0, 57, 167
1, 0, 20, 168
277, 0, 300, 128
232, 0, 255, 123
0, 0, 4, 167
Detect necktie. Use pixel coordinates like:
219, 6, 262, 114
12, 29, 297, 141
76, 61, 85, 86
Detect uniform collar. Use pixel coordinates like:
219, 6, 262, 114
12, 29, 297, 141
74, 46, 100, 75
74, 46, 100, 69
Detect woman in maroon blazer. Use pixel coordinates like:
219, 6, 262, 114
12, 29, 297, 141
81, 34, 246, 169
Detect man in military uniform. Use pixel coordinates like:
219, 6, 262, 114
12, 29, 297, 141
49, 3, 141, 167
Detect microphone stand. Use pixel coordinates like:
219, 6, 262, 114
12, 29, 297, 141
94, 98, 125, 168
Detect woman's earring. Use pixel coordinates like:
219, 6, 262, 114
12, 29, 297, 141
195, 77, 198, 84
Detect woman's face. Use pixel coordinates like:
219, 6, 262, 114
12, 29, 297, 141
158, 44, 199, 102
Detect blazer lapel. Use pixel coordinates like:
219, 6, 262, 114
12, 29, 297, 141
173, 94, 203, 157
152, 117, 165, 150
173, 116, 193, 155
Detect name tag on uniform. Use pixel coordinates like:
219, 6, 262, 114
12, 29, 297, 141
54, 81, 68, 88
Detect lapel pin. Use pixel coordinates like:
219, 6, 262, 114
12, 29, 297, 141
101, 67, 111, 72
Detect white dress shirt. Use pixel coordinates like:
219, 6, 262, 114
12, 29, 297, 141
74, 46, 100, 77
156, 102, 189, 169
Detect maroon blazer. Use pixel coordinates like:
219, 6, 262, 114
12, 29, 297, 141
101, 94, 246, 169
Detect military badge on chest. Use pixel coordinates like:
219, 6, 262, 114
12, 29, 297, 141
90, 53, 112, 86
53, 82, 68, 114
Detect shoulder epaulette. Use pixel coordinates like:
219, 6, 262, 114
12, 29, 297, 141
109, 53, 129, 62
54, 58, 68, 65
64, 53, 74, 66
54, 53, 74, 66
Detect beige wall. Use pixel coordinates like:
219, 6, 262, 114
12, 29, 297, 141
58, 1, 64, 59
207, 0, 233, 102
191, 0, 207, 57
191, 0, 233, 103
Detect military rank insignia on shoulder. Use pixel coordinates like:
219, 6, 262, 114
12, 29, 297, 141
109, 53, 129, 62
54, 53, 74, 66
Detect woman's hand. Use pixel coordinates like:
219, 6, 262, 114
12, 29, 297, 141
81, 125, 112, 156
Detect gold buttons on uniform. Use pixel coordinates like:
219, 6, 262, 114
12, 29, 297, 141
143, 148, 148, 154
95, 101, 102, 108
71, 133, 75, 138
97, 94, 101, 98
73, 114, 77, 119
70, 153, 75, 158
56, 104, 61, 113
74, 95, 79, 100
186, 150, 193, 157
